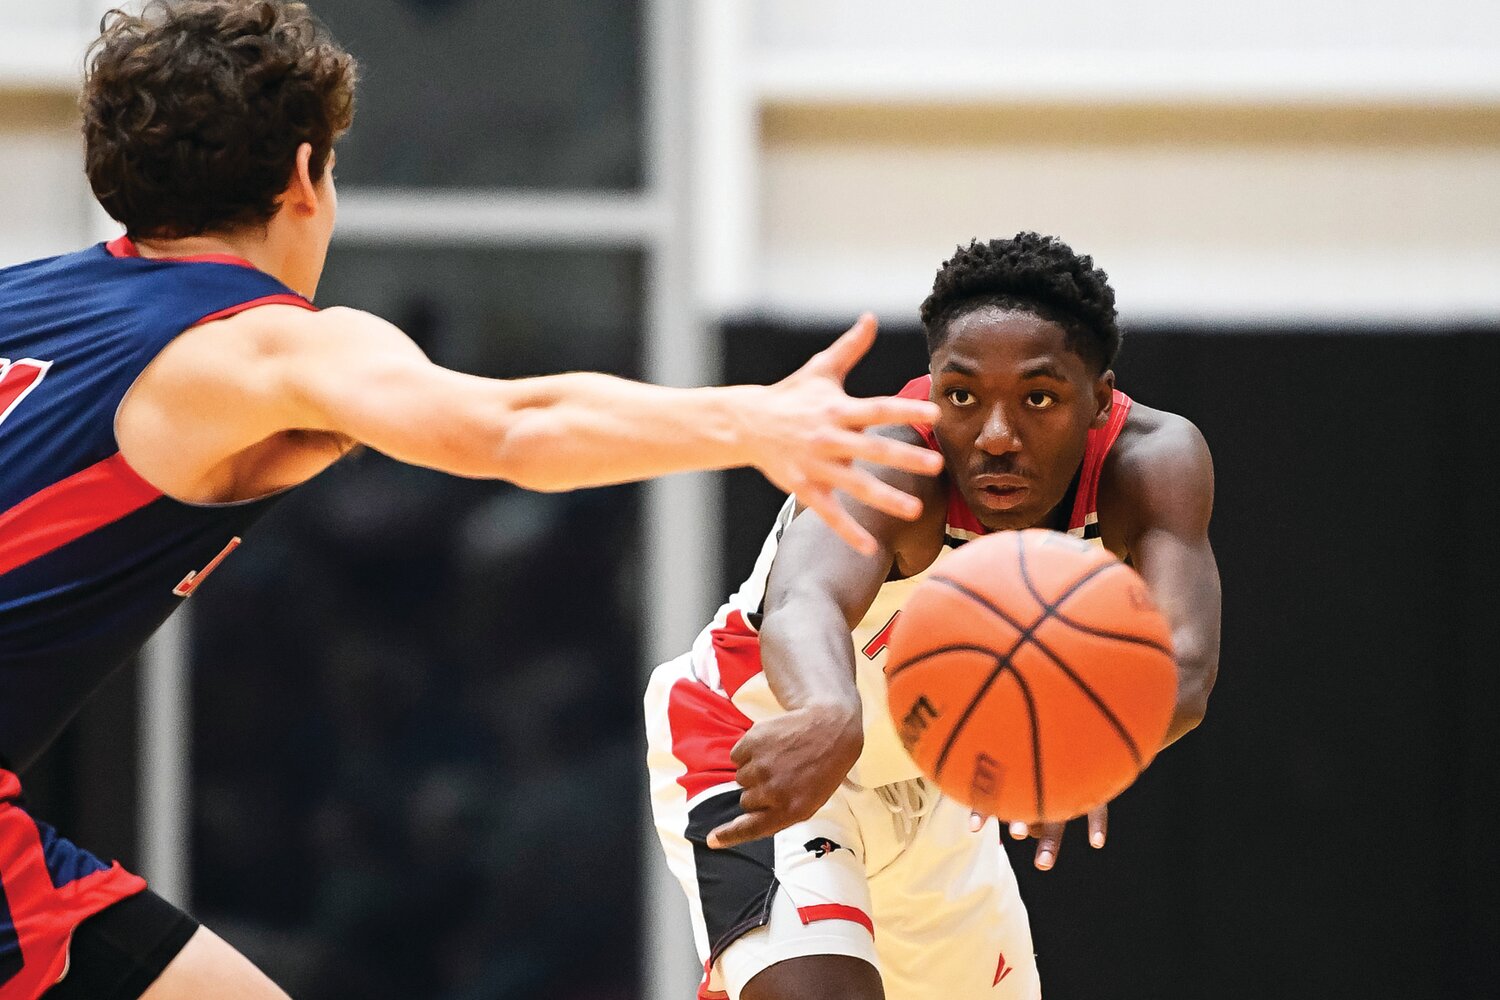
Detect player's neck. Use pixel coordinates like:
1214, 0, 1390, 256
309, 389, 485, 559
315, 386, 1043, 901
131, 231, 310, 297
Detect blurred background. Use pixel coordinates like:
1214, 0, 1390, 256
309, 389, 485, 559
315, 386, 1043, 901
2, 1, 1498, 998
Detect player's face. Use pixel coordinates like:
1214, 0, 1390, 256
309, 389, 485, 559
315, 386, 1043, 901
928, 307, 1113, 532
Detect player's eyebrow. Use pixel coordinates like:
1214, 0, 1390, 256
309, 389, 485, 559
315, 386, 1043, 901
1019, 361, 1067, 380
937, 358, 980, 376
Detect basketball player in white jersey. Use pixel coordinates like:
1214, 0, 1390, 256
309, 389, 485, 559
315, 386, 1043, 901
646, 234, 1221, 1000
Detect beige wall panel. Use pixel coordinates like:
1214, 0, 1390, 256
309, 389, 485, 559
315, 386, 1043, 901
0, 95, 95, 267
758, 133, 1500, 323
755, 0, 1500, 57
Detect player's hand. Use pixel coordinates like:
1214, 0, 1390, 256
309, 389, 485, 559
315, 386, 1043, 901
749, 314, 942, 556
969, 803, 1109, 871
706, 703, 864, 850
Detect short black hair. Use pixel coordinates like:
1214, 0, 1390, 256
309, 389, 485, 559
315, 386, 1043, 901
919, 233, 1121, 373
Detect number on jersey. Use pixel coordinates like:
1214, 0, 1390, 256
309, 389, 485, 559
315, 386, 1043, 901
0, 358, 51, 429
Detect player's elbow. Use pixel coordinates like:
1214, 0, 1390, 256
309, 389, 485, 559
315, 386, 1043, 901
1174, 654, 1218, 731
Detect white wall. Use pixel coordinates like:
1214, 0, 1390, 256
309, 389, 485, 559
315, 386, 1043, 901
695, 0, 1500, 326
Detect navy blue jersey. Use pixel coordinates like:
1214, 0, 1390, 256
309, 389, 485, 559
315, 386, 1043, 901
0, 237, 315, 770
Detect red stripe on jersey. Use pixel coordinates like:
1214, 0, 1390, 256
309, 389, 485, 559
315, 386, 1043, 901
0, 453, 162, 577
667, 679, 753, 800
1069, 389, 1131, 532
192, 294, 316, 326
709, 609, 764, 698
105, 235, 258, 270
797, 903, 875, 938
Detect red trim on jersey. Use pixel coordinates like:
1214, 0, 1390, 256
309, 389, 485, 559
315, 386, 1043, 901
797, 903, 875, 938
1, 771, 147, 999
667, 679, 753, 800
0, 453, 162, 577
191, 294, 316, 326
105, 235, 259, 270
709, 610, 764, 699
1068, 388, 1131, 532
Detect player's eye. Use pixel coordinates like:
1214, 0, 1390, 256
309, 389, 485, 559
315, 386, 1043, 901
945, 388, 977, 407
1024, 391, 1056, 410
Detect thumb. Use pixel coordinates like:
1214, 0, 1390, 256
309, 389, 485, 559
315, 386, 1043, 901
802, 313, 877, 383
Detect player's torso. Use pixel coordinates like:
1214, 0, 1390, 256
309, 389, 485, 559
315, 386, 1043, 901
689, 383, 1134, 789
0, 238, 313, 770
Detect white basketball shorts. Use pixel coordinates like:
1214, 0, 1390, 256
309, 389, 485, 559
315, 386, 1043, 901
646, 653, 1042, 1000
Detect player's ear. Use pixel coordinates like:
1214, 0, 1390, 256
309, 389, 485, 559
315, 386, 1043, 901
1091, 370, 1115, 429
282, 143, 320, 218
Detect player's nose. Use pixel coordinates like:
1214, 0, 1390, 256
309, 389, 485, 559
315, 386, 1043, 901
975, 405, 1021, 455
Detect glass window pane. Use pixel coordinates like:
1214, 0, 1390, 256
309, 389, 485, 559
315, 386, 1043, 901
191, 247, 646, 1000
313, 0, 643, 190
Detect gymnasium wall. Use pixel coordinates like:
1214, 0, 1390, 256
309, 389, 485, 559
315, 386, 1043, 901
723, 321, 1500, 1000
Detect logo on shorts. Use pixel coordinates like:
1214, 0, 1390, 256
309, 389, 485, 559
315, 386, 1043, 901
803, 837, 852, 859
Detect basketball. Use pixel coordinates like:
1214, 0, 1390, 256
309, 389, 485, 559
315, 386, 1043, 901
885, 529, 1177, 824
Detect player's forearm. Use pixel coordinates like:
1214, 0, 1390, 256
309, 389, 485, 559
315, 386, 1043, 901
758, 596, 863, 717
487, 373, 761, 491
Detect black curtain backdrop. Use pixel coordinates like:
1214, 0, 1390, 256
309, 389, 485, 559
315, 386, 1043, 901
724, 323, 1500, 1000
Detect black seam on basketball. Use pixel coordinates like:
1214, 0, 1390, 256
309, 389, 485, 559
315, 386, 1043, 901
1018, 549, 1174, 656
1015, 535, 1122, 622
1020, 633, 1144, 767
1044, 611, 1173, 656
885, 644, 1006, 681
927, 573, 1144, 767
1004, 665, 1046, 821
931, 654, 1009, 782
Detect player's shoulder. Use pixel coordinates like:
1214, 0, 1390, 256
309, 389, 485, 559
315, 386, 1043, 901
1110, 400, 1212, 485
1098, 399, 1214, 542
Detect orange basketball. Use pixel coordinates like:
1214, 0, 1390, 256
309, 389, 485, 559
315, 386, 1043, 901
885, 529, 1176, 824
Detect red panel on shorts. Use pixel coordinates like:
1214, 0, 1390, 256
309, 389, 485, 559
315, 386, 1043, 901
0, 454, 162, 577
709, 610, 764, 698
797, 903, 875, 938
667, 679, 753, 800
1, 772, 147, 999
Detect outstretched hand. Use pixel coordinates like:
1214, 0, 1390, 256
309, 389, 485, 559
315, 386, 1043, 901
706, 703, 863, 850
751, 314, 942, 556
970, 803, 1109, 871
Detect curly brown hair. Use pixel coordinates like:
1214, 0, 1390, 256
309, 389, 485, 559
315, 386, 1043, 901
83, 0, 357, 239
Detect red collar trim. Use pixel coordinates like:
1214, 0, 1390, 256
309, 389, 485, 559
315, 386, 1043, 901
106, 235, 259, 270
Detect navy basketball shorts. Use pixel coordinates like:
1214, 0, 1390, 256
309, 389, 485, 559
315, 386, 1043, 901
0, 768, 196, 1000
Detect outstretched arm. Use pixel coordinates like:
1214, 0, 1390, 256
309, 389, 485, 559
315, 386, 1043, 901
1003, 409, 1219, 870
707, 427, 943, 849
151, 306, 942, 554
1109, 413, 1220, 744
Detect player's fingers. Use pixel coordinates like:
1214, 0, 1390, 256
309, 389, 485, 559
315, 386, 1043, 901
809, 461, 923, 522
969, 811, 985, 834
800, 313, 877, 383
1089, 804, 1108, 849
1034, 822, 1065, 871
800, 487, 879, 556
814, 428, 943, 477
1009, 821, 1029, 840
707, 809, 777, 850
838, 394, 940, 433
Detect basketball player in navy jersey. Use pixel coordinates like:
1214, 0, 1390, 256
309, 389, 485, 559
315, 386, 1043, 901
0, 3, 943, 998
646, 234, 1221, 1000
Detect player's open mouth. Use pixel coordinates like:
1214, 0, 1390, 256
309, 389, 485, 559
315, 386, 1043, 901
973, 475, 1031, 510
